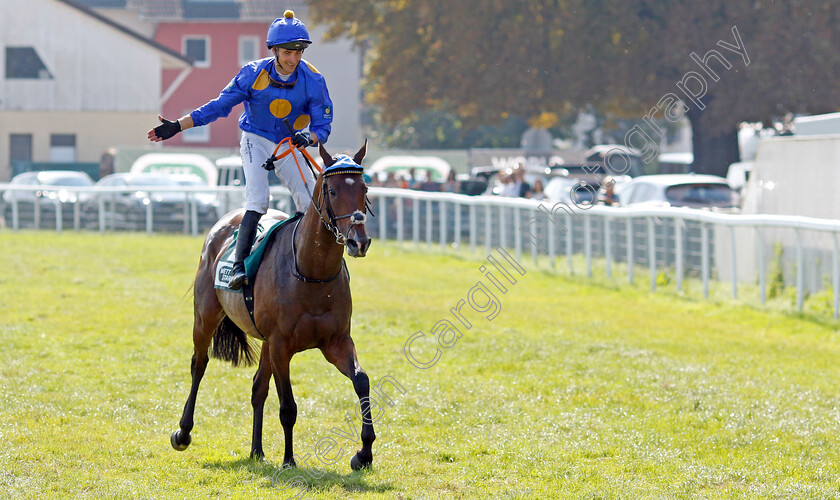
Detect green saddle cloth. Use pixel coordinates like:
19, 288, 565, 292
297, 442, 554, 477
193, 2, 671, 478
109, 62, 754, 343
214, 212, 302, 291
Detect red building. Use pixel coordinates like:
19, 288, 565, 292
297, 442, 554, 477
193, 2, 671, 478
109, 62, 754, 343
156, 20, 270, 148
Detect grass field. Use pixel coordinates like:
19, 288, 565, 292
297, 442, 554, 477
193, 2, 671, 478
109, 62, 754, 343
2, 229, 840, 499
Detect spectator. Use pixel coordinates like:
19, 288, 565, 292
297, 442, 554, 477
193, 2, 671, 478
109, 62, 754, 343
499, 169, 516, 196
407, 168, 419, 189
383, 171, 400, 188
528, 178, 547, 201
441, 170, 460, 193
508, 165, 530, 197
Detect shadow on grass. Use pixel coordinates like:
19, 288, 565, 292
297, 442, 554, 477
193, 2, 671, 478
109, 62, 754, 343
202, 457, 394, 495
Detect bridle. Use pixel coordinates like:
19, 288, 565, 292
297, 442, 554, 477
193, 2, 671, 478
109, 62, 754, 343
263, 134, 373, 282
262, 135, 373, 245
290, 164, 372, 284
316, 167, 372, 245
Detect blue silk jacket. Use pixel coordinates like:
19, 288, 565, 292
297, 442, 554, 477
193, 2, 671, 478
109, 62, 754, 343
190, 57, 333, 144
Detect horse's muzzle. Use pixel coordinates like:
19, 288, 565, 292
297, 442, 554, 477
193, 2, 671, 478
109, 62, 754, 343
345, 226, 370, 258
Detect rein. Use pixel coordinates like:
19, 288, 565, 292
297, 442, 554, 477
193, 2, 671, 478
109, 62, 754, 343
290, 216, 346, 283
318, 168, 368, 245
289, 168, 366, 283
276, 146, 370, 284
264, 139, 371, 246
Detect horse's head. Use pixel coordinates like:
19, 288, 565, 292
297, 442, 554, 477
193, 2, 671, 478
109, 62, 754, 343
315, 141, 371, 258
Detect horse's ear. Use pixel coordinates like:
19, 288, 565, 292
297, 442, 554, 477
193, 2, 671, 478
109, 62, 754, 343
319, 142, 335, 168
353, 139, 368, 165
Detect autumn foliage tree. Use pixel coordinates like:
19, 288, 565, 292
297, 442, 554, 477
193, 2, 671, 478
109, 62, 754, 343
308, 0, 840, 176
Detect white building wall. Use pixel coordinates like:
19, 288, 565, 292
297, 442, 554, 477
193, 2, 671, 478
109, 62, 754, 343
303, 24, 362, 153
2, 110, 157, 160
0, 0, 163, 113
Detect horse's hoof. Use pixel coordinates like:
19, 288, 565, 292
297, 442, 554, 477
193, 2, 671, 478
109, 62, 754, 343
350, 452, 372, 471
250, 449, 265, 461
282, 457, 297, 468
170, 430, 191, 451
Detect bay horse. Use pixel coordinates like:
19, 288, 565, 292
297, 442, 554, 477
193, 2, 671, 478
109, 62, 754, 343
170, 142, 376, 470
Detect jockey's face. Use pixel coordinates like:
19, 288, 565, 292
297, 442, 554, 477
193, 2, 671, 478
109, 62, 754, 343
273, 47, 304, 75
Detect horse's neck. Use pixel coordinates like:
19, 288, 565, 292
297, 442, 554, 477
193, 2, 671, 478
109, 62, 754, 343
294, 205, 344, 279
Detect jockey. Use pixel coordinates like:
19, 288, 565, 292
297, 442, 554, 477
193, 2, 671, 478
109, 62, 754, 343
147, 9, 333, 290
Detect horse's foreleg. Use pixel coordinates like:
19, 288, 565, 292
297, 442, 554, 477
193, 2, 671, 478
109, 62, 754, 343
321, 337, 376, 470
171, 344, 210, 451
270, 344, 297, 467
250, 342, 272, 460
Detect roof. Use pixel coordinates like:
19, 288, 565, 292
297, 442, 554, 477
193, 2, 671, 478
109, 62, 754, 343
115, 0, 308, 21
57, 0, 192, 68
586, 144, 642, 158
658, 152, 694, 165
629, 174, 729, 186
368, 156, 452, 180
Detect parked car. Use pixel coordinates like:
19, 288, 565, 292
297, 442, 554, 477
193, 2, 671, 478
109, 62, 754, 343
214, 155, 293, 215
2, 170, 94, 228
80, 172, 219, 231
544, 175, 597, 207
616, 174, 738, 210
368, 155, 452, 185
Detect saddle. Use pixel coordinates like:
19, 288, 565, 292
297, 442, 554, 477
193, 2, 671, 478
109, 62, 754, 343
213, 212, 302, 292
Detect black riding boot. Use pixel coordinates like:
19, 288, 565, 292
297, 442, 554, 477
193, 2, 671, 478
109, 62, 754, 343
228, 210, 261, 290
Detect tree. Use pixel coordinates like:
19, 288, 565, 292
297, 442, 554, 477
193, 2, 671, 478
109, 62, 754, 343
308, 0, 840, 175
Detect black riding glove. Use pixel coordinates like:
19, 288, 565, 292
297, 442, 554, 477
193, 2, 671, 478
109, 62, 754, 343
154, 118, 182, 140
292, 130, 311, 148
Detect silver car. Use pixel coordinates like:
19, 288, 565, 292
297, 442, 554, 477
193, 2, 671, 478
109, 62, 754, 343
616, 174, 738, 210
2, 170, 94, 228
81, 172, 219, 232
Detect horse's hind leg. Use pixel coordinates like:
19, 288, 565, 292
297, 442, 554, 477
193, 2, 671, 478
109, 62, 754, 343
171, 291, 219, 451
321, 336, 376, 470
269, 341, 297, 467
250, 342, 271, 460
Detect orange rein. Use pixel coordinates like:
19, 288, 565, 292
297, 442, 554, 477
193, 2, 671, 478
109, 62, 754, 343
271, 137, 323, 184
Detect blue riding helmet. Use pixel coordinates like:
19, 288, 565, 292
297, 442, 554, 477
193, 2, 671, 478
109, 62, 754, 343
266, 10, 312, 50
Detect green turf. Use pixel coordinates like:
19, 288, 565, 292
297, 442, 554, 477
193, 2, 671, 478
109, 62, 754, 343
1, 230, 839, 499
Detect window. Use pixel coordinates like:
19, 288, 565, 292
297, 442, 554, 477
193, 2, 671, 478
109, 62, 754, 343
238, 36, 260, 66
50, 134, 76, 162
73, 0, 127, 6
183, 0, 240, 19
181, 109, 209, 143
10, 134, 33, 163
183, 36, 210, 68
5, 47, 53, 79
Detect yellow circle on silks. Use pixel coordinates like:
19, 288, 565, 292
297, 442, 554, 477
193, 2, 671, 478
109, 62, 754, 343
270, 99, 292, 118
252, 69, 270, 91
293, 115, 311, 129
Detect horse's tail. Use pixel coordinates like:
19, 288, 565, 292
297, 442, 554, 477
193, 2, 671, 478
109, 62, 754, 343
211, 316, 257, 367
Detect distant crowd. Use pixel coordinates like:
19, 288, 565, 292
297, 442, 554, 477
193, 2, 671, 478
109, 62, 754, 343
367, 164, 546, 200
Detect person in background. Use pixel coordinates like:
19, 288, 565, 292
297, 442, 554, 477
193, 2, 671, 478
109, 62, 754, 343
499, 169, 516, 196
146, 10, 333, 290
502, 165, 530, 197
441, 170, 460, 193
383, 171, 400, 188
528, 178, 547, 201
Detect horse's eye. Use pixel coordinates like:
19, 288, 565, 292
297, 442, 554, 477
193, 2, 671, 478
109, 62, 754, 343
329, 187, 337, 197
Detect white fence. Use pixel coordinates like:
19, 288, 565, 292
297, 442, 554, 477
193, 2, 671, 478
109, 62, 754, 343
3, 183, 840, 318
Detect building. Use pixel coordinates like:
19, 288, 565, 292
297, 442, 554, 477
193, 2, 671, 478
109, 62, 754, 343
0, 0, 192, 181
0, 0, 362, 181
79, 0, 362, 156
